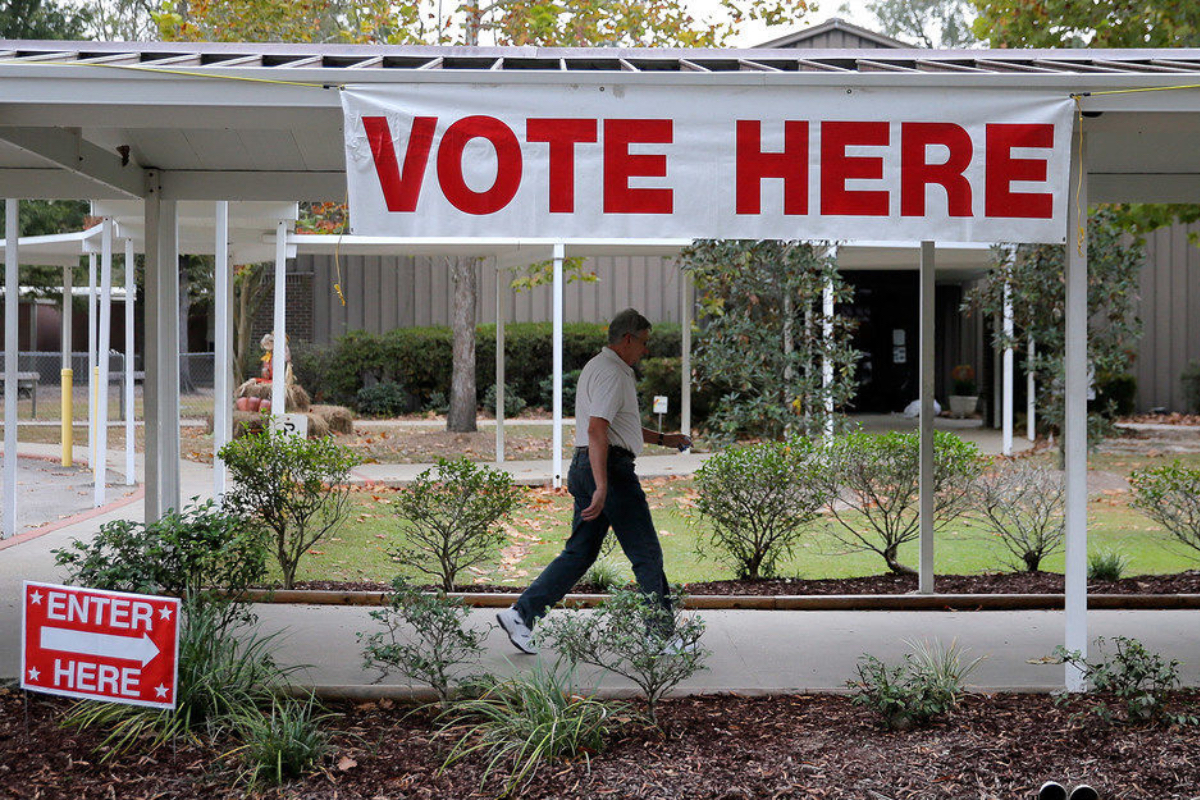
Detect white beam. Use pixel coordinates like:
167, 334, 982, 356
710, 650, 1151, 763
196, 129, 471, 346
94, 218, 113, 507
213, 202, 231, 500
680, 269, 692, 442
87, 252, 95, 471
1003, 275, 1014, 457
919, 241, 936, 595
823, 264, 835, 442
160, 171, 347, 202
144, 175, 180, 520
0, 127, 144, 198
123, 237, 135, 485
0, 169, 134, 201
3, 200, 18, 538
271, 219, 288, 414
552, 243, 564, 489
1064, 132, 1090, 692
495, 260, 506, 464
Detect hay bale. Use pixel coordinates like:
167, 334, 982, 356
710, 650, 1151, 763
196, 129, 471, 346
289, 384, 312, 413
304, 412, 330, 439
232, 410, 267, 439
311, 404, 354, 435
234, 379, 310, 413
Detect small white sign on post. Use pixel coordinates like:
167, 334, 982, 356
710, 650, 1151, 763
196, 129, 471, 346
270, 413, 309, 440
653, 396, 669, 415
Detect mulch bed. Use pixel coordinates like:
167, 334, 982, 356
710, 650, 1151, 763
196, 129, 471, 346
5, 686, 1198, 799
287, 570, 1200, 596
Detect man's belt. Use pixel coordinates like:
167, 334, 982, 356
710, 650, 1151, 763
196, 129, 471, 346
575, 444, 636, 460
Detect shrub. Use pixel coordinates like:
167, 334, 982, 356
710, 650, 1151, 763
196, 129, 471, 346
847, 639, 982, 731
1183, 361, 1200, 414
1054, 637, 1180, 725
424, 390, 449, 414
1088, 548, 1130, 582
64, 597, 289, 758
537, 368, 581, 412
535, 587, 706, 725
439, 661, 623, 796
356, 380, 417, 417
1129, 463, 1200, 560
584, 557, 626, 592
970, 462, 1065, 572
819, 431, 982, 575
360, 578, 488, 706
290, 342, 339, 403
391, 458, 524, 592
1095, 372, 1137, 418
220, 427, 360, 589
482, 381, 527, 418
53, 499, 267, 628
692, 437, 830, 579
226, 694, 334, 787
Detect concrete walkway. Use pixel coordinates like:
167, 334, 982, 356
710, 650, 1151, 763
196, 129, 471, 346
4, 426, 1194, 696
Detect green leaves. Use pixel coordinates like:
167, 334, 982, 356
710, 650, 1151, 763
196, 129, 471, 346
391, 457, 524, 592
848, 638, 982, 730
692, 437, 830, 579
219, 427, 361, 589
681, 240, 860, 443
1129, 462, 1200, 560
1054, 636, 1182, 725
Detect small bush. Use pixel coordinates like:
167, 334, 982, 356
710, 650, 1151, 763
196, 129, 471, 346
537, 368, 581, 412
1088, 548, 1130, 581
848, 639, 982, 731
53, 499, 267, 628
820, 431, 982, 575
692, 437, 830, 579
424, 390, 449, 414
227, 694, 334, 787
535, 587, 706, 725
1183, 361, 1200, 413
356, 380, 417, 417
360, 578, 488, 706
1054, 636, 1180, 725
482, 382, 527, 418
64, 597, 289, 758
970, 462, 1065, 572
391, 458, 524, 592
1130, 463, 1200, 561
439, 661, 623, 796
1095, 372, 1137, 418
584, 557, 626, 592
220, 427, 360, 589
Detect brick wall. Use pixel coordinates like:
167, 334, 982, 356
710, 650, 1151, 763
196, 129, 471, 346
252, 269, 314, 344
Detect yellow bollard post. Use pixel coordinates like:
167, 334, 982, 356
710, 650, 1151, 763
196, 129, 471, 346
60, 368, 73, 466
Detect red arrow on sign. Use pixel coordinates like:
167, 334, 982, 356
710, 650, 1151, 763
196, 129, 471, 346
21, 581, 180, 710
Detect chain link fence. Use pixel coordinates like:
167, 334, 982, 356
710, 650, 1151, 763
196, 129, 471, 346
1, 352, 216, 424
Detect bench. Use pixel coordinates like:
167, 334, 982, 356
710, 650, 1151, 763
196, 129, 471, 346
0, 371, 40, 417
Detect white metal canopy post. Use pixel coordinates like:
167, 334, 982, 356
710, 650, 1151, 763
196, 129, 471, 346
680, 269, 692, 441
1027, 337, 1037, 442
1064, 131, 1090, 692
3, 200, 18, 539
143, 179, 181, 521
213, 201, 231, 500
823, 258, 835, 443
495, 259, 506, 464
552, 243, 564, 489
919, 241, 936, 594
123, 236, 135, 485
86, 251, 96, 470
271, 219, 287, 415
61, 264, 72, 468
1003, 275, 1014, 457
94, 217, 113, 507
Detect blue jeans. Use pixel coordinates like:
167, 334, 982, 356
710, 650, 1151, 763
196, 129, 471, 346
515, 447, 672, 627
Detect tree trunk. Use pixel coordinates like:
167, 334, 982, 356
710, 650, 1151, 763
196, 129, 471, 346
447, 257, 477, 432
178, 256, 196, 393
884, 545, 917, 576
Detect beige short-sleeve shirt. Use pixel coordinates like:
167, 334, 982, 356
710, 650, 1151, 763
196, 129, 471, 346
574, 347, 643, 455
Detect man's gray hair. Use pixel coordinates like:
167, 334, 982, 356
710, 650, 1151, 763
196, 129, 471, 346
608, 308, 652, 344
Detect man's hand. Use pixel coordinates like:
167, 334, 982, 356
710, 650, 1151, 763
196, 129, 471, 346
581, 485, 607, 521
665, 433, 692, 451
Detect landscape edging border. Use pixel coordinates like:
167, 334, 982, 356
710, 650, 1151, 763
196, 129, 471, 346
240, 589, 1200, 611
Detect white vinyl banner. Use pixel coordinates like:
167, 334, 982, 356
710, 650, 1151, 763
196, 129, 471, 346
342, 83, 1075, 244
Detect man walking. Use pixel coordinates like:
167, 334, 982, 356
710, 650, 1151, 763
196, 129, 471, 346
498, 309, 690, 654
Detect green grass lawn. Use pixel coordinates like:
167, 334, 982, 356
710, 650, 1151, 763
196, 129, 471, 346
278, 456, 1200, 587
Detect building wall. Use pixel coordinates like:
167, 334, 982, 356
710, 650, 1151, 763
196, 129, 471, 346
296, 253, 684, 343
1137, 221, 1200, 412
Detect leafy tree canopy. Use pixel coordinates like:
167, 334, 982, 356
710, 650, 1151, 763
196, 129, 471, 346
0, 0, 91, 39
973, 0, 1200, 49
859, 0, 978, 48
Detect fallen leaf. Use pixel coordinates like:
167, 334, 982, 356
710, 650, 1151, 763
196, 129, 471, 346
337, 756, 358, 771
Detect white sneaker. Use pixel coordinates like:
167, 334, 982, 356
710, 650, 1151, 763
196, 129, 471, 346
656, 635, 699, 657
497, 606, 538, 655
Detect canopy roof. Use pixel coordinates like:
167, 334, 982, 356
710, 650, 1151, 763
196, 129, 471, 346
0, 40, 1197, 208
